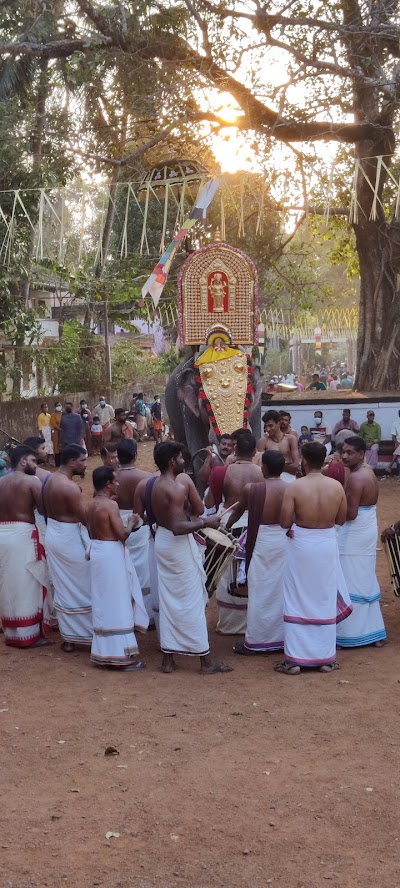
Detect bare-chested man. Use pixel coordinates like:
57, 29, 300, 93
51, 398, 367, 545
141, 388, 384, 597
257, 410, 299, 478
277, 441, 351, 675
147, 441, 232, 674
116, 439, 155, 625
86, 466, 148, 670
336, 435, 386, 648
0, 445, 52, 647
23, 436, 58, 628
103, 409, 139, 444
198, 434, 233, 487
225, 450, 288, 655
279, 411, 298, 440
207, 431, 262, 635
43, 444, 92, 652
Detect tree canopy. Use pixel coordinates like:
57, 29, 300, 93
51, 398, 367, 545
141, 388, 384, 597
0, 0, 399, 389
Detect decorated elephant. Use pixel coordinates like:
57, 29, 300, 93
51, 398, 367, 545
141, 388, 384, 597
165, 345, 263, 491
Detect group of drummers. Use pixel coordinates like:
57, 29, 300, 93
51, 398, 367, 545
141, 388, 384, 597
0, 411, 396, 674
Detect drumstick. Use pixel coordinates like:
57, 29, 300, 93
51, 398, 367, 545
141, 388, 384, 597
218, 501, 240, 521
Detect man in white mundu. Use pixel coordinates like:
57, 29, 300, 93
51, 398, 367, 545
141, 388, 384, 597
210, 431, 262, 635
43, 444, 92, 652
337, 436, 387, 648
115, 439, 155, 625
86, 466, 148, 670
150, 441, 232, 674
278, 442, 352, 675
0, 445, 52, 648
226, 450, 288, 655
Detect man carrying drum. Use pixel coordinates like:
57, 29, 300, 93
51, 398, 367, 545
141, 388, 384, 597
147, 441, 233, 675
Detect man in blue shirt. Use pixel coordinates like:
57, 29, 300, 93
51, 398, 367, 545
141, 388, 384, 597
60, 403, 84, 448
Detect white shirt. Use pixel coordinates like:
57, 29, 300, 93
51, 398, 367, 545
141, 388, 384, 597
391, 419, 400, 442
329, 379, 340, 390
94, 403, 115, 426
310, 422, 332, 445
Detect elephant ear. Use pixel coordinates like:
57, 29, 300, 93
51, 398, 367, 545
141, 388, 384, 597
177, 367, 201, 418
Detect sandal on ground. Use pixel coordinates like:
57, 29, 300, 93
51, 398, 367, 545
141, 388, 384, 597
319, 662, 339, 672
274, 661, 300, 675
233, 642, 268, 656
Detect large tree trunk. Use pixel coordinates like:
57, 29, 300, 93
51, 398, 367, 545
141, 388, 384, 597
353, 135, 400, 391
354, 220, 400, 390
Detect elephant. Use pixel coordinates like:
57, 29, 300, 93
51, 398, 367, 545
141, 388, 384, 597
164, 349, 263, 492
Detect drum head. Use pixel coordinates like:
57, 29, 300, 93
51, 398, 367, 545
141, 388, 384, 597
202, 527, 236, 549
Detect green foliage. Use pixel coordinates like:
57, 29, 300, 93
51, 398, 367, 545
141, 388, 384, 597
111, 339, 181, 392
33, 321, 106, 393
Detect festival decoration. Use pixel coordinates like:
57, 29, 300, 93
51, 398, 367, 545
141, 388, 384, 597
195, 324, 254, 435
178, 241, 258, 346
138, 158, 210, 253
141, 179, 220, 307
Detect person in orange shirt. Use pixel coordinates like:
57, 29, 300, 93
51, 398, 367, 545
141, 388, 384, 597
49, 401, 63, 467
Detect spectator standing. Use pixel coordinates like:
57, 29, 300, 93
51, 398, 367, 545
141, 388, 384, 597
90, 414, 103, 454
359, 410, 381, 470
389, 409, 400, 473
135, 392, 147, 441
77, 400, 93, 455
60, 403, 84, 448
329, 374, 341, 391
151, 397, 163, 443
93, 396, 115, 432
37, 403, 53, 456
50, 401, 63, 467
340, 372, 353, 389
306, 373, 327, 391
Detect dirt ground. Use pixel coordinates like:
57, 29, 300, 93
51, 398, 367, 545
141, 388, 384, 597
1, 445, 400, 888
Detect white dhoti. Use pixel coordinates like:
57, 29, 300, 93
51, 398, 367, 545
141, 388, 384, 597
34, 509, 58, 629
337, 506, 386, 647
148, 535, 160, 636
244, 524, 287, 651
155, 527, 209, 656
120, 511, 154, 622
45, 519, 92, 645
283, 525, 352, 667
42, 425, 53, 455
90, 540, 149, 666
0, 521, 49, 647
216, 510, 248, 635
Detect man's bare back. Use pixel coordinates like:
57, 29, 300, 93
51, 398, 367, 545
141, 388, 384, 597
87, 496, 137, 541
0, 471, 42, 523
43, 473, 86, 524
281, 473, 347, 529
344, 464, 378, 518
116, 466, 151, 510
223, 461, 263, 508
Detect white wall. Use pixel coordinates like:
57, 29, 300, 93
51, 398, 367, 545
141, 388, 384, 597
264, 398, 400, 440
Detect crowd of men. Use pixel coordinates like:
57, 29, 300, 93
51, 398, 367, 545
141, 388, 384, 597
0, 400, 393, 675
33, 394, 163, 464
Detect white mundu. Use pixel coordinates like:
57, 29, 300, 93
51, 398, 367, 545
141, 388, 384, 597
45, 519, 92, 646
245, 524, 287, 651
119, 511, 154, 622
0, 522, 49, 646
155, 527, 210, 656
215, 507, 248, 635
90, 539, 148, 666
337, 505, 386, 647
283, 525, 352, 667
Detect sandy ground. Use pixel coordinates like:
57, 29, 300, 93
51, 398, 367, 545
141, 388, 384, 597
1, 444, 400, 888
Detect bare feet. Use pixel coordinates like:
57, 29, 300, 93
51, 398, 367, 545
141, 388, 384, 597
374, 639, 388, 647
201, 660, 233, 674
160, 653, 177, 673
61, 641, 75, 653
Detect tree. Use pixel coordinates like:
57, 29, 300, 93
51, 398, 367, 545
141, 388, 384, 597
1, 1, 399, 388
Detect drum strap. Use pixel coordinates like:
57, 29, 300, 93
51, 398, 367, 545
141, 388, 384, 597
144, 475, 158, 539
245, 483, 266, 572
